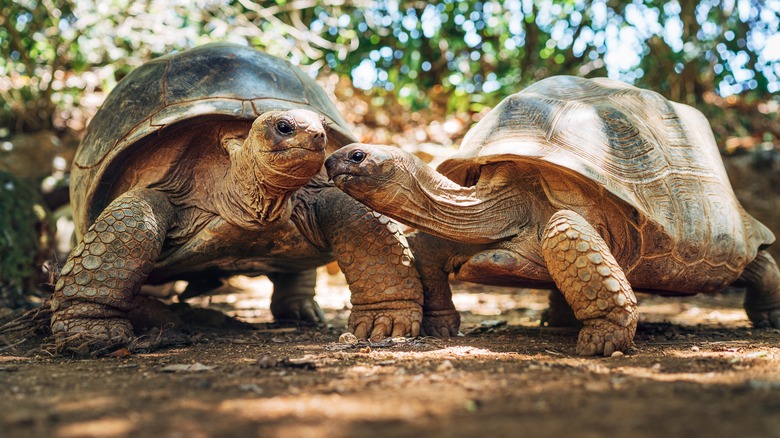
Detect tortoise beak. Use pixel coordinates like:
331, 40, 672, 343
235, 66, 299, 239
325, 151, 349, 183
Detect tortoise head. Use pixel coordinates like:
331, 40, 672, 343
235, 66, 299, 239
245, 109, 327, 180
225, 109, 328, 225
326, 143, 525, 244
325, 143, 416, 197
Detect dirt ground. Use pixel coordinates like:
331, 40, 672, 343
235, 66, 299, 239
1, 271, 779, 438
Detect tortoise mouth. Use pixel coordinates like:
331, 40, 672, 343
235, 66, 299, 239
263, 146, 326, 179
264, 144, 326, 154
325, 155, 363, 184
329, 172, 354, 188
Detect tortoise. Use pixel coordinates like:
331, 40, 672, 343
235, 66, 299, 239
51, 42, 423, 354
325, 75, 780, 356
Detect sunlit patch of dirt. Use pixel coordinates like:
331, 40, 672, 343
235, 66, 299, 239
2, 268, 780, 438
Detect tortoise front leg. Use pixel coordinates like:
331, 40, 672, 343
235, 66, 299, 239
317, 188, 422, 340
268, 270, 325, 323
541, 210, 638, 356
50, 189, 174, 355
406, 232, 461, 336
740, 251, 780, 328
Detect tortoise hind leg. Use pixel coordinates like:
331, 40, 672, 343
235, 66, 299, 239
268, 270, 325, 323
740, 251, 780, 328
406, 232, 460, 337
50, 189, 174, 355
541, 210, 638, 356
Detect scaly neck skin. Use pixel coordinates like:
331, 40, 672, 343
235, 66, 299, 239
219, 138, 309, 229
370, 157, 528, 244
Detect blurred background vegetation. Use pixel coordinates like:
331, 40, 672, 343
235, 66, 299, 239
0, 0, 778, 305
2, 0, 778, 140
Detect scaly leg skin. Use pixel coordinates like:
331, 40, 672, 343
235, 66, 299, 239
318, 188, 422, 340
540, 288, 581, 328
268, 270, 325, 323
407, 232, 460, 336
50, 189, 174, 355
740, 251, 780, 328
541, 210, 638, 356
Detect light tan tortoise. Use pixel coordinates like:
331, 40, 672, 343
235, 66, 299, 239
326, 75, 780, 356
51, 42, 422, 355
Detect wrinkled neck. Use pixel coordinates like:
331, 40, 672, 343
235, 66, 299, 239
376, 160, 526, 244
220, 140, 309, 228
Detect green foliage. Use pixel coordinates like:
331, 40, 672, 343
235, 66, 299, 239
0, 171, 48, 306
306, 0, 779, 112
0, 0, 777, 135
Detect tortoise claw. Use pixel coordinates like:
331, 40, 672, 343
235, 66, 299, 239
348, 303, 422, 340
747, 308, 780, 329
271, 297, 326, 324
421, 309, 460, 337
52, 317, 134, 356
575, 318, 633, 357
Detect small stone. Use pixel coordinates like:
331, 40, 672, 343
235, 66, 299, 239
239, 384, 264, 394
257, 355, 279, 369
160, 363, 215, 373
339, 332, 359, 344
610, 351, 624, 358
691, 345, 700, 352
436, 360, 455, 372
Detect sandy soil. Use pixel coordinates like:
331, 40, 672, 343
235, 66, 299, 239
1, 271, 779, 438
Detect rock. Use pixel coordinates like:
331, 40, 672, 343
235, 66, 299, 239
436, 360, 455, 372
339, 332, 359, 344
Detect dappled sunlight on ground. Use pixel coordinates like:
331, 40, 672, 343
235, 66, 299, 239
2, 268, 779, 438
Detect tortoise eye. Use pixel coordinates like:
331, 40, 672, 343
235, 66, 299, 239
348, 150, 366, 163
275, 119, 295, 136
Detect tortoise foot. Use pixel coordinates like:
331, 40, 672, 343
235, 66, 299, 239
575, 318, 634, 356
747, 308, 780, 329
51, 317, 134, 356
271, 296, 326, 324
349, 302, 422, 341
421, 309, 461, 337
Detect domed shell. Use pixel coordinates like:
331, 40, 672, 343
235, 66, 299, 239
71, 42, 355, 229
438, 75, 773, 270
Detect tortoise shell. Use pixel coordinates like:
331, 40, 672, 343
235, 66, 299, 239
71, 42, 355, 232
437, 76, 773, 286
